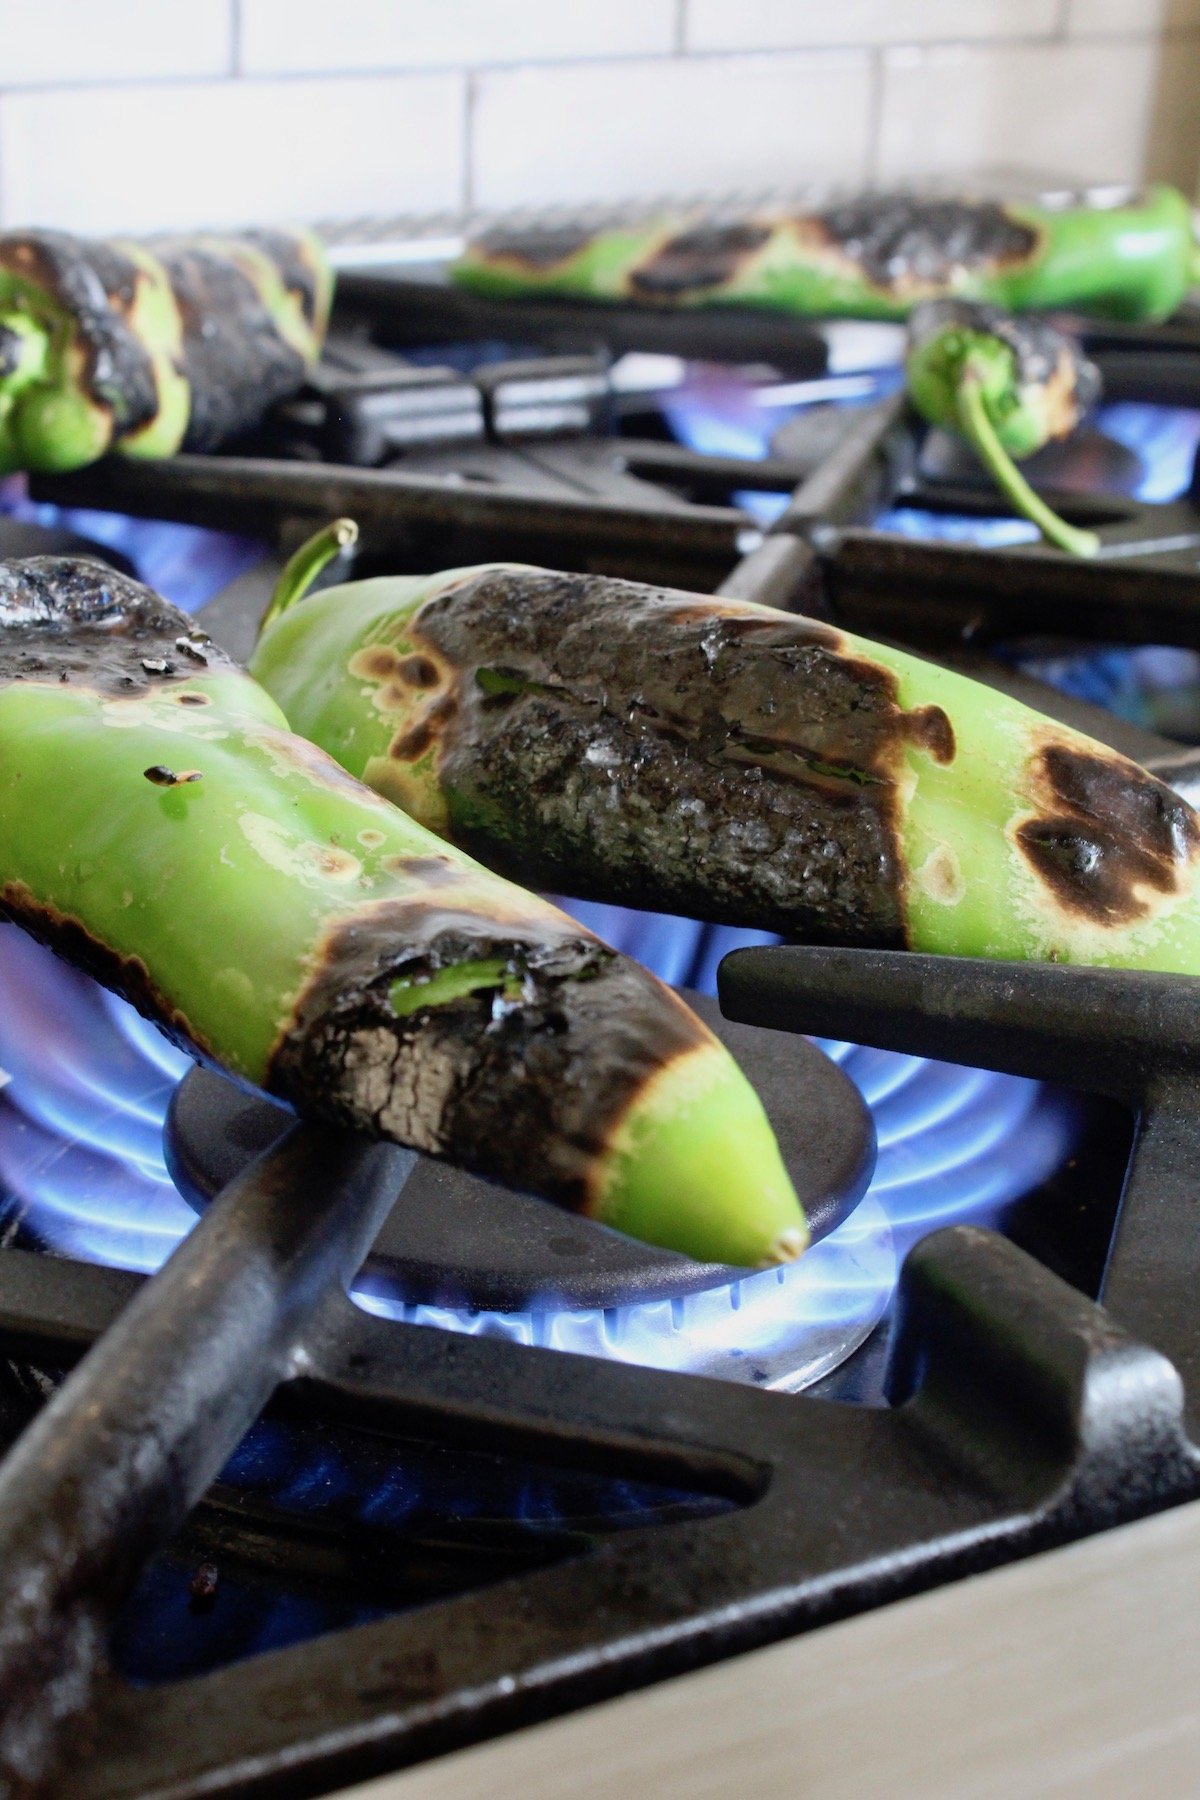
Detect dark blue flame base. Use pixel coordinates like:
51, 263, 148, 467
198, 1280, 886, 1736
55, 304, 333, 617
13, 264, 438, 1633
112, 1414, 732, 1686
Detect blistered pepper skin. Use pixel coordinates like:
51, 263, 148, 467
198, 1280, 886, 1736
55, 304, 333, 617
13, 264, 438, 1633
252, 561, 1200, 978
0, 226, 332, 474
454, 185, 1196, 323
0, 557, 807, 1269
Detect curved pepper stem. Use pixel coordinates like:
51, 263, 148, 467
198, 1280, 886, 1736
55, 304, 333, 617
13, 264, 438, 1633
259, 517, 358, 637
956, 364, 1100, 558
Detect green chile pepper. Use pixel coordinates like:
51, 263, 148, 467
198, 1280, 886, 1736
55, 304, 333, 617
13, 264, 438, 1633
0, 554, 807, 1269
252, 543, 1200, 978
454, 185, 1198, 323
0, 226, 331, 474
905, 299, 1102, 557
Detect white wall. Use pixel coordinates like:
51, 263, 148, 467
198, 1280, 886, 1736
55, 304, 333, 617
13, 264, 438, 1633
0, 0, 1195, 234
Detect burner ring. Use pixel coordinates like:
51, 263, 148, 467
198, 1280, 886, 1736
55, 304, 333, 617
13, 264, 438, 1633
164, 992, 875, 1312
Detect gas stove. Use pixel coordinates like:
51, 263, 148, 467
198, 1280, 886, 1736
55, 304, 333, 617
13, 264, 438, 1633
2, 250, 1200, 1798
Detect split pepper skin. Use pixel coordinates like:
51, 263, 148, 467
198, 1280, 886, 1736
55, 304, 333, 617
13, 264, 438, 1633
0, 555, 807, 1270
0, 226, 331, 474
905, 299, 1103, 557
252, 550, 1200, 978
454, 185, 1198, 323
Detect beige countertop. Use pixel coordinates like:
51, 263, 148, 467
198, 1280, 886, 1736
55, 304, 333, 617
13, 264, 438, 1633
335, 1499, 1200, 1800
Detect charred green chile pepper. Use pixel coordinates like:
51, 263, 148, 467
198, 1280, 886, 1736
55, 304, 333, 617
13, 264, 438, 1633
0, 555, 807, 1269
252, 550, 1200, 977
454, 185, 1198, 323
905, 299, 1101, 557
0, 226, 331, 474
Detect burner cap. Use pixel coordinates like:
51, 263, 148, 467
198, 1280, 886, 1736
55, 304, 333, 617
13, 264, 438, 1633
918, 425, 1144, 497
164, 992, 875, 1312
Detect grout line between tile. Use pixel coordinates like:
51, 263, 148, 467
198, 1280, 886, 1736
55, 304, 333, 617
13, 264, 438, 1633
865, 47, 883, 186
462, 69, 477, 215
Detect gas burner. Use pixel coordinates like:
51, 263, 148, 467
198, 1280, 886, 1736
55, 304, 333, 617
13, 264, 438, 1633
164, 991, 876, 1313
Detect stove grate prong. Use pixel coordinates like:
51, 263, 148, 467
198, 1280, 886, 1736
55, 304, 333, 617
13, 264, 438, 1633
718, 945, 1200, 1099
719, 943, 1200, 1437
0, 1122, 409, 1796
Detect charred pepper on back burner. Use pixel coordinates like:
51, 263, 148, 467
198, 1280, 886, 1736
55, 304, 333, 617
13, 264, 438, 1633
0, 555, 807, 1269
252, 539, 1200, 977
0, 225, 331, 473
454, 185, 1198, 322
905, 299, 1102, 557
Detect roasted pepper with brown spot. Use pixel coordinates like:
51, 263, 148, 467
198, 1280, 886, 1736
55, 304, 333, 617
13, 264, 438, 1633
252, 544, 1200, 976
454, 185, 1198, 323
905, 299, 1102, 557
0, 555, 807, 1269
0, 226, 331, 473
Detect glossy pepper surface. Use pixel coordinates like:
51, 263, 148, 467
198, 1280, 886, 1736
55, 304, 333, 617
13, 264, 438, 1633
905, 298, 1102, 557
454, 185, 1198, 322
0, 226, 331, 474
0, 556, 806, 1269
252, 556, 1200, 977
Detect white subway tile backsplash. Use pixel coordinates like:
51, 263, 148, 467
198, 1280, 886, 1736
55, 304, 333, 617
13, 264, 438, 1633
0, 6, 1187, 238
686, 0, 1061, 53
876, 38, 1161, 185
1065, 0, 1200, 34
0, 0, 232, 87
0, 74, 466, 234
471, 52, 873, 211
239, 0, 676, 75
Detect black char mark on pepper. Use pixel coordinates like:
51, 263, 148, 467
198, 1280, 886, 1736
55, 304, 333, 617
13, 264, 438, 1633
906, 704, 956, 765
398, 569, 940, 946
0, 231, 159, 435
0, 556, 235, 696
811, 196, 1040, 293
239, 228, 323, 330
1017, 742, 1200, 925
267, 904, 706, 1208
474, 224, 598, 271
629, 220, 774, 297
154, 242, 307, 451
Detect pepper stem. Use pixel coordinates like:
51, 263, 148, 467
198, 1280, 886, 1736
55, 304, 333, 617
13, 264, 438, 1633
258, 517, 359, 637
955, 366, 1099, 559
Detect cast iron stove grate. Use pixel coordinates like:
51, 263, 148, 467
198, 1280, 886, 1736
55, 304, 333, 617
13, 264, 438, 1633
0, 948, 1198, 1800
